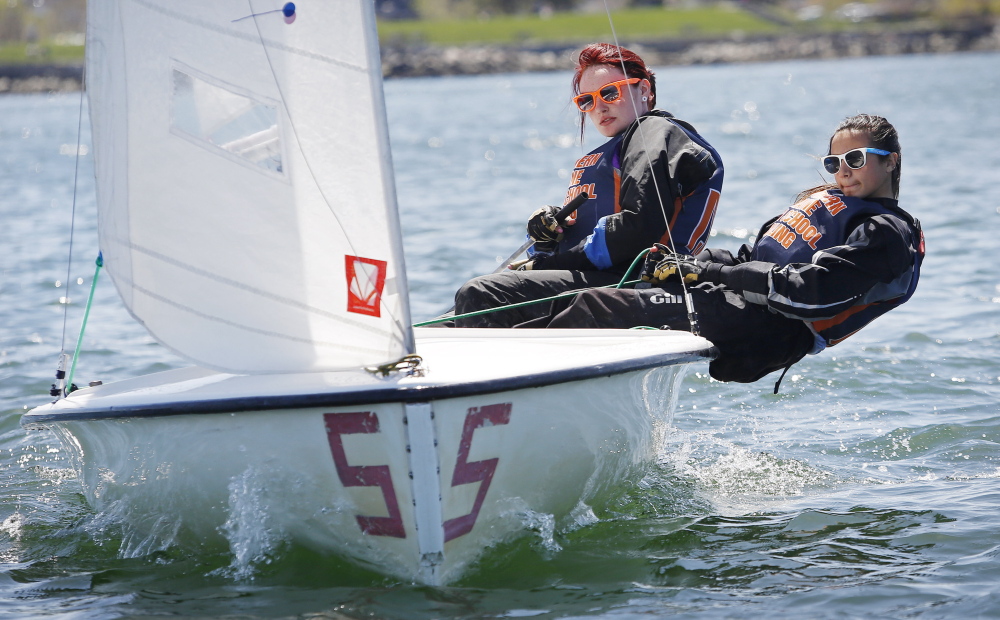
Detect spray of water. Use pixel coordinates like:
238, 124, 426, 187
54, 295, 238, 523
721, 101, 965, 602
212, 467, 287, 581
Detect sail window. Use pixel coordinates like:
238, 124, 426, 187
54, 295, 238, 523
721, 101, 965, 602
171, 67, 284, 176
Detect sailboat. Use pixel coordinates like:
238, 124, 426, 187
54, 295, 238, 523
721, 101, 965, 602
21, 0, 715, 584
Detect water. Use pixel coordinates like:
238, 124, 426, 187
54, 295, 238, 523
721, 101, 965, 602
2, 51, 999, 618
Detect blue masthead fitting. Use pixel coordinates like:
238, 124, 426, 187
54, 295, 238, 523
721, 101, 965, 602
231, 3, 296, 24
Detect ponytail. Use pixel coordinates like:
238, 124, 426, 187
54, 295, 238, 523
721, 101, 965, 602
829, 114, 901, 198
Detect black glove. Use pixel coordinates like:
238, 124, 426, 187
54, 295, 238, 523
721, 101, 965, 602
509, 257, 535, 271
526, 205, 564, 244
640, 243, 672, 282
532, 238, 559, 254
643, 245, 711, 284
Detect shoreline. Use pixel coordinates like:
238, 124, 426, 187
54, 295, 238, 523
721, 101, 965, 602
382, 22, 999, 77
2, 23, 997, 92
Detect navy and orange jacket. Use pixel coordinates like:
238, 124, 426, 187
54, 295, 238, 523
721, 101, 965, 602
535, 111, 723, 271
697, 188, 924, 348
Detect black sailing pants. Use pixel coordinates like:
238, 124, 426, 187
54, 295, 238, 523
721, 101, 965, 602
519, 282, 816, 383
453, 269, 627, 328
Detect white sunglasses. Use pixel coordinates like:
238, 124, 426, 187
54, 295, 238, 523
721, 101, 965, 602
823, 147, 891, 174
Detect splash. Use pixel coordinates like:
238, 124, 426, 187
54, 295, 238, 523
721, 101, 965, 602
689, 445, 830, 497
80, 497, 181, 559
520, 510, 561, 554
663, 433, 832, 513
566, 502, 600, 532
693, 446, 829, 496
0, 513, 23, 541
0, 513, 25, 563
212, 467, 287, 581
118, 514, 181, 559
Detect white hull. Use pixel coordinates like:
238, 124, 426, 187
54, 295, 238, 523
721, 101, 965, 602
24, 328, 713, 584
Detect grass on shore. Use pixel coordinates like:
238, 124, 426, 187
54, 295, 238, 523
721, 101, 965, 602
0, 42, 84, 65
0, 6, 780, 64
378, 6, 781, 46
0, 1, 993, 64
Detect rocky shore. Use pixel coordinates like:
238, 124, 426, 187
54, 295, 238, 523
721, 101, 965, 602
2, 21, 997, 92
0, 64, 84, 94
381, 22, 1000, 77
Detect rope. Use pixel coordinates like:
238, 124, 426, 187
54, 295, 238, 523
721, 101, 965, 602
64, 253, 103, 395
597, 8, 701, 336
59, 83, 87, 351
414, 249, 651, 327
53, 82, 88, 397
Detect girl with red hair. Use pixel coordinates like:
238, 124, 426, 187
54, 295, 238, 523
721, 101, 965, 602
454, 43, 724, 327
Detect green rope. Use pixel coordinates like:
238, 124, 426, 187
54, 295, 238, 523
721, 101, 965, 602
617, 248, 650, 288
413, 248, 651, 328
65, 253, 103, 395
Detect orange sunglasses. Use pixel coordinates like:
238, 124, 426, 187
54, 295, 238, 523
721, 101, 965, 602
573, 78, 641, 112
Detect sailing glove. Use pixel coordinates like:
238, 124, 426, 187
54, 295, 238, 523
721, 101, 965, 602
509, 257, 534, 271
643, 245, 727, 284
526, 206, 564, 245
640, 244, 672, 281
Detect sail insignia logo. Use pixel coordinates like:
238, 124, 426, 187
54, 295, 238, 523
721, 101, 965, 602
345, 256, 387, 318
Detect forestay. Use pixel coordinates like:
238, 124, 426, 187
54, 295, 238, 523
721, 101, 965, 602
86, 0, 414, 373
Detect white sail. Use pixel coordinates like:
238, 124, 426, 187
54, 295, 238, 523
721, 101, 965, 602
86, 0, 414, 373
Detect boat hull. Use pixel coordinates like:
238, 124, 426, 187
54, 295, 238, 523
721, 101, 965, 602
24, 329, 712, 583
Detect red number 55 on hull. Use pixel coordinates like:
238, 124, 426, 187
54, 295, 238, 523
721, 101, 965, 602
25, 329, 710, 584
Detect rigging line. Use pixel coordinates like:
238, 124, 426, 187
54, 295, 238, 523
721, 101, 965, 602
57, 69, 88, 377
414, 248, 651, 327
65, 254, 103, 394
600, 1, 701, 336
245, 1, 409, 331
414, 279, 646, 327
132, 0, 365, 74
